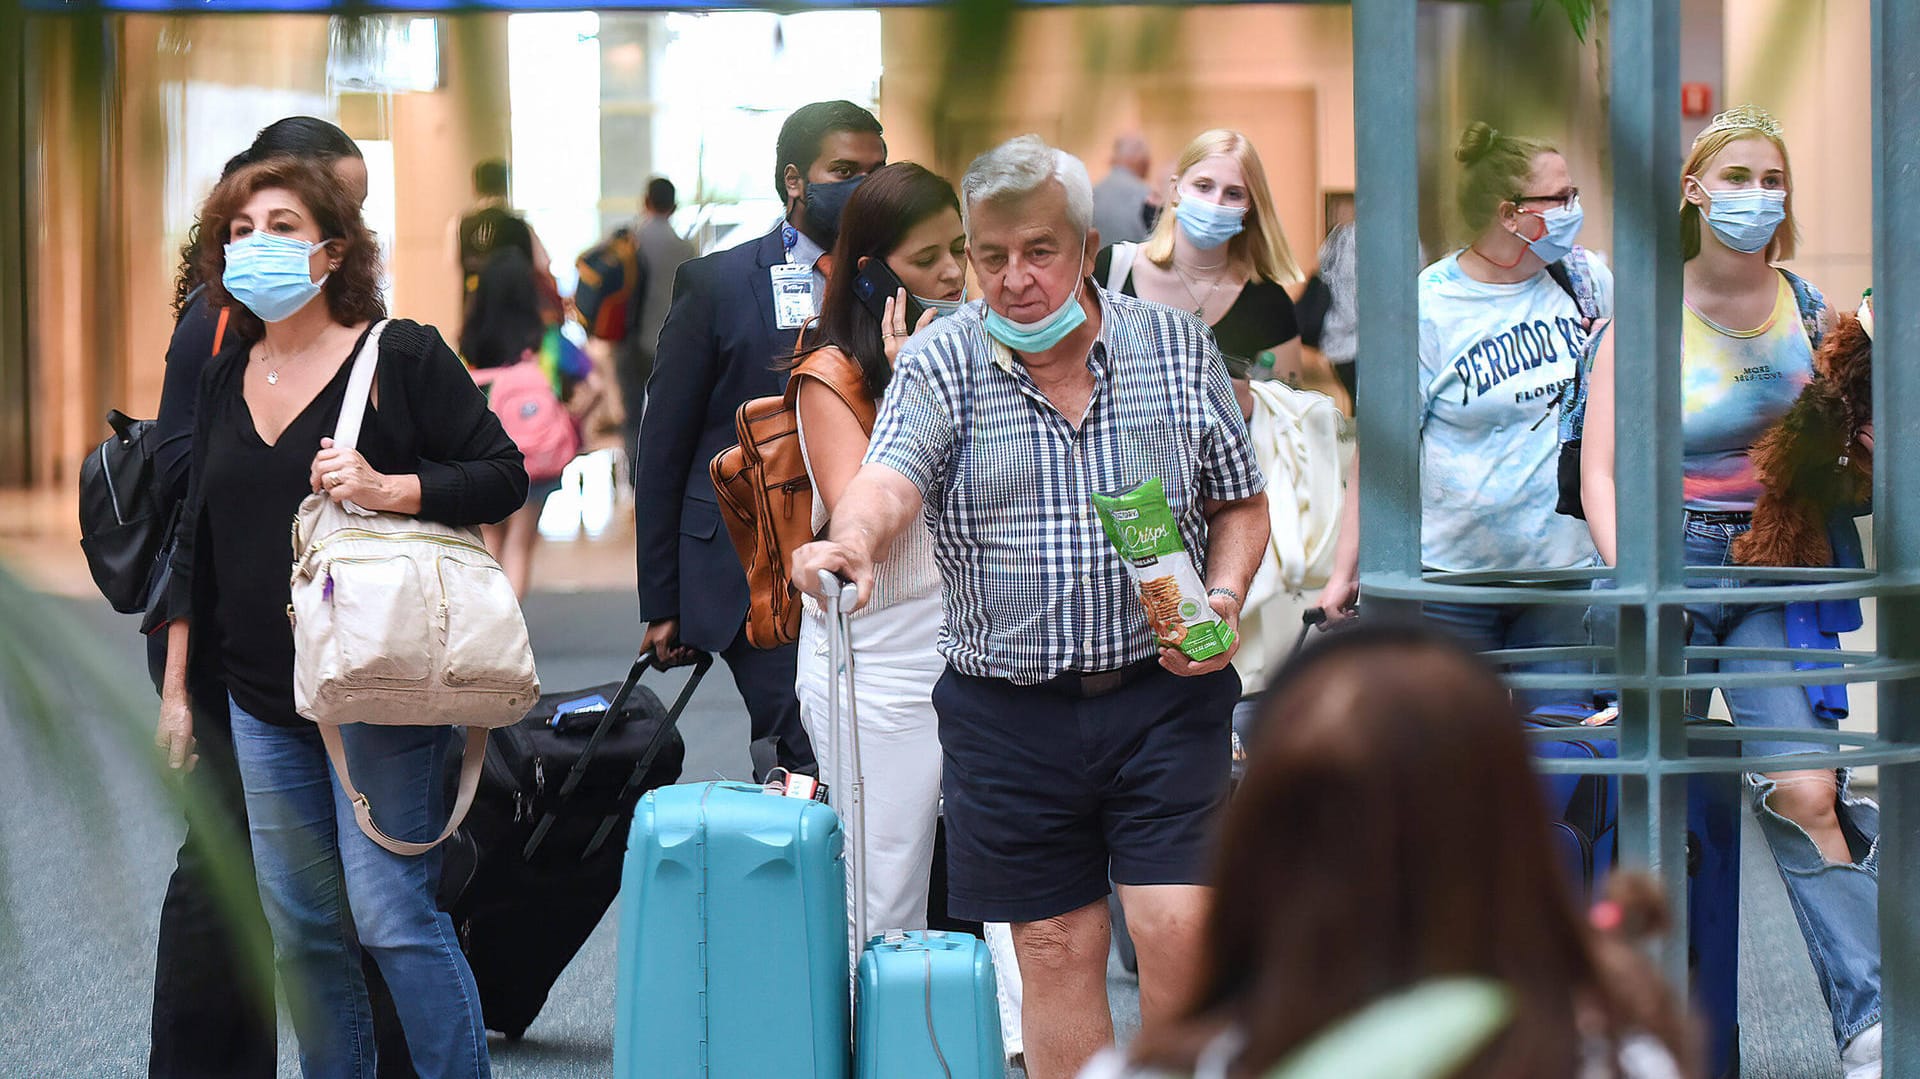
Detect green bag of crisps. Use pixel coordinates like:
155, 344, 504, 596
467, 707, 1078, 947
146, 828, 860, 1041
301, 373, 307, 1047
1092, 478, 1237, 662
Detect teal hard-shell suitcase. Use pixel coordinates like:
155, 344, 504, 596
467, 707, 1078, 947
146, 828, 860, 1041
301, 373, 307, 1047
854, 929, 1003, 1078
613, 781, 849, 1078
815, 572, 1005, 1078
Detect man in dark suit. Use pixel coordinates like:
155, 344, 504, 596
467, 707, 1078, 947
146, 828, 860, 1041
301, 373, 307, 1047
636, 100, 886, 774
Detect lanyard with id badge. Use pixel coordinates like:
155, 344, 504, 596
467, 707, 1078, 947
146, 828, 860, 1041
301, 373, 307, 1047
772, 224, 816, 330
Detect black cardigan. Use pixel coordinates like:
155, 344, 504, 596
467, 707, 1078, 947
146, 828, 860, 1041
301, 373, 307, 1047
168, 317, 528, 719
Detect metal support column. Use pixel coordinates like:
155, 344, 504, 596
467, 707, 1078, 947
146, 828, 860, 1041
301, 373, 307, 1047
1872, 0, 1920, 1072
1607, 0, 1690, 985
1351, 0, 1422, 622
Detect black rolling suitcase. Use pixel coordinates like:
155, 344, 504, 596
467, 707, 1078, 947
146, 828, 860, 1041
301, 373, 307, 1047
441, 649, 710, 1039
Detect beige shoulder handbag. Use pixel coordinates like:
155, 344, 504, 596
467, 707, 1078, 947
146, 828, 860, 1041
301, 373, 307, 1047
290, 320, 539, 855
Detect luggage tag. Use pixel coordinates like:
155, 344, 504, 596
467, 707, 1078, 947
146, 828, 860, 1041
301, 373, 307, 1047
551, 693, 612, 734
771, 263, 814, 330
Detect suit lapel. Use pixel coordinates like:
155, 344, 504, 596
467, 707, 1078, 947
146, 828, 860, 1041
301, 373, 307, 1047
749, 225, 788, 353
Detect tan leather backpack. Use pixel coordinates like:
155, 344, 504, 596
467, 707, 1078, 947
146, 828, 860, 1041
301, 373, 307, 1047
710, 347, 876, 649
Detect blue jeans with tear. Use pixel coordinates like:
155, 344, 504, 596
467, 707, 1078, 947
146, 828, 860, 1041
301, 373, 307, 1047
1675, 514, 1881, 1047
229, 700, 492, 1078
1421, 596, 1594, 712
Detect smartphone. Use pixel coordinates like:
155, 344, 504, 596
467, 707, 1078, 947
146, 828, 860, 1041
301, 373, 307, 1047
852, 258, 922, 328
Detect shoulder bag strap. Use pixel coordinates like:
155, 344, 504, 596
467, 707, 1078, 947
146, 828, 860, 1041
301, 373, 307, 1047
211, 306, 231, 356
328, 320, 391, 518
331, 320, 392, 454
789, 348, 878, 433
322, 725, 489, 857
1107, 242, 1139, 293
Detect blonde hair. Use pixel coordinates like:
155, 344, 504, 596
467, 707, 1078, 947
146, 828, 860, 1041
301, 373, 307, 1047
1143, 129, 1303, 285
1681, 109, 1797, 262
1454, 121, 1558, 236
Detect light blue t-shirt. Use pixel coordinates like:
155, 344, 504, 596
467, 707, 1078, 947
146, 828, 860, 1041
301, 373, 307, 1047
1418, 252, 1613, 572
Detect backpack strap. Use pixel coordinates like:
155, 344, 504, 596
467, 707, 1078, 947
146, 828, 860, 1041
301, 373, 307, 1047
211, 306, 230, 356
1781, 268, 1828, 350
786, 347, 878, 434
1545, 248, 1601, 328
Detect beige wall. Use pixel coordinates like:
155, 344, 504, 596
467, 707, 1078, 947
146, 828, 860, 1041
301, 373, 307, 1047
25, 14, 509, 488
385, 15, 514, 333
114, 17, 335, 439
27, 17, 126, 492
878, 4, 1355, 266
1725, 0, 1872, 303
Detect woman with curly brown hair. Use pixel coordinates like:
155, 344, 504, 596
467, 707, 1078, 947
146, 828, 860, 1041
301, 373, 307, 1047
143, 116, 372, 1079
159, 154, 525, 1079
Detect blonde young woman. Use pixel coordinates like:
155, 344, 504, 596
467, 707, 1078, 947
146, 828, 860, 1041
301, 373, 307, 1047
1583, 105, 1882, 1079
1093, 129, 1304, 415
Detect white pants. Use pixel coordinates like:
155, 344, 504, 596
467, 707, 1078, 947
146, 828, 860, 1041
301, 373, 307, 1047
796, 592, 945, 941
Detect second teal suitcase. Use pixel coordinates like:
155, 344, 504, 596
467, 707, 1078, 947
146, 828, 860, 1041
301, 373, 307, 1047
816, 572, 1005, 1078
613, 780, 849, 1078
854, 929, 1003, 1078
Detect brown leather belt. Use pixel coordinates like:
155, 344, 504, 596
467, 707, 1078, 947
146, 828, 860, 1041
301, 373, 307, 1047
1034, 658, 1160, 699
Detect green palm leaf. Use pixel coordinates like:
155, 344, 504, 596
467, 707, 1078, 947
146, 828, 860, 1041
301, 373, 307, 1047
1261, 978, 1514, 1079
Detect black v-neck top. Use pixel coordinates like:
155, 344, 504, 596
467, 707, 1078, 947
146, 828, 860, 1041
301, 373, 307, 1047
172, 318, 527, 727
201, 328, 392, 724
1094, 245, 1301, 377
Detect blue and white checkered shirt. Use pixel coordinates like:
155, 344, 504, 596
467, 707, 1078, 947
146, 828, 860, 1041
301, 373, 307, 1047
864, 287, 1266, 684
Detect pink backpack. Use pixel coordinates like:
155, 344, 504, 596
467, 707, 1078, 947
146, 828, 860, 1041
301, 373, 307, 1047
472, 361, 581, 484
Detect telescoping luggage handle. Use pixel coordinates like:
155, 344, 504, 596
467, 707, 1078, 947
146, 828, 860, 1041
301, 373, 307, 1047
819, 570, 870, 960
521, 646, 714, 863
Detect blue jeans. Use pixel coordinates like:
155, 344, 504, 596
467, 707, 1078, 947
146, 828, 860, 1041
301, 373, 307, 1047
1421, 598, 1593, 711
1680, 514, 1881, 1046
230, 701, 491, 1079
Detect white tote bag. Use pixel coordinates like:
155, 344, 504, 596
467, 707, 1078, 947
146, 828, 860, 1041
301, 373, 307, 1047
289, 320, 539, 855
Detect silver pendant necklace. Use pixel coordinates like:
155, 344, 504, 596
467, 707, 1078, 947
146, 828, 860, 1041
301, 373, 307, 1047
1170, 258, 1227, 318
260, 344, 282, 386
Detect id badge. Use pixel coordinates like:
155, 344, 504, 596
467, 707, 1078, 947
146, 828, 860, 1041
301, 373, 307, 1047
771, 263, 814, 329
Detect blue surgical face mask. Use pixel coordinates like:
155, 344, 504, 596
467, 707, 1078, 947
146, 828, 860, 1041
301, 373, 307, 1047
1515, 199, 1584, 265
984, 251, 1088, 353
223, 232, 328, 322
1173, 197, 1246, 250
1701, 186, 1787, 254
911, 285, 967, 319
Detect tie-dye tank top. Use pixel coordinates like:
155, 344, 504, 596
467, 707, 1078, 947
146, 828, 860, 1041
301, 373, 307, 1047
1682, 272, 1814, 512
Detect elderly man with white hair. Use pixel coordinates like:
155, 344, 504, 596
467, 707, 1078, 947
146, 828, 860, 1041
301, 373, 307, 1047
794, 134, 1269, 1078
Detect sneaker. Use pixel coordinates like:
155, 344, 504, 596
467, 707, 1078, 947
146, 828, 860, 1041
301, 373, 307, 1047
1842, 1022, 1882, 1079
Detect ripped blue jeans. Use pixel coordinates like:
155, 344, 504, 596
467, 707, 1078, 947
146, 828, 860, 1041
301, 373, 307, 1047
1683, 513, 1881, 1047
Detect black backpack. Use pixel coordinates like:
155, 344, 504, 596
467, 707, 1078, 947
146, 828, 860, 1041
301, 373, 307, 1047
79, 301, 227, 613
78, 411, 183, 613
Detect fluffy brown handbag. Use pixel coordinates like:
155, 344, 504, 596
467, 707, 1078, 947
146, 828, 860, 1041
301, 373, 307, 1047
1733, 313, 1873, 568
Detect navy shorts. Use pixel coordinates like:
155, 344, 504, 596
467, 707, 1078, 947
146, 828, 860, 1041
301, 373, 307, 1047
933, 661, 1240, 924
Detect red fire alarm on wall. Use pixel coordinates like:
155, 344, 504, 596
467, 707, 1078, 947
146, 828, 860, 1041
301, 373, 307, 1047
1682, 82, 1715, 118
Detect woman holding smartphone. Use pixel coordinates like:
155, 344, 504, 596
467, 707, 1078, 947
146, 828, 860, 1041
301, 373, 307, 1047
789, 163, 1026, 1062
789, 162, 961, 938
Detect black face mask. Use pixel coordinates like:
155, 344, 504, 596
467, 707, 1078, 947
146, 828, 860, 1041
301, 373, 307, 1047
798, 174, 866, 246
